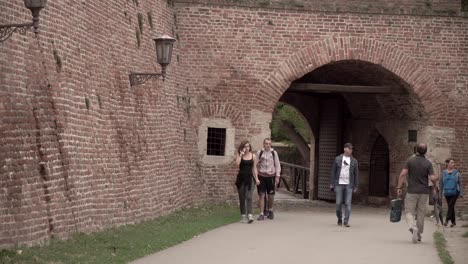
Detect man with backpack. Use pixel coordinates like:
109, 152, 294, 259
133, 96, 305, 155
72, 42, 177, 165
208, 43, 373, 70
439, 158, 464, 227
256, 138, 281, 220
397, 143, 438, 243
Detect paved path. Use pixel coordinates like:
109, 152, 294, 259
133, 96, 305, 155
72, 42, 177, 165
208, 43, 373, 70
444, 220, 468, 264
131, 206, 440, 264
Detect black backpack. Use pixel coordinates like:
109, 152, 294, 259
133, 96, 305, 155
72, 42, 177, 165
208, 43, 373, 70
258, 150, 280, 173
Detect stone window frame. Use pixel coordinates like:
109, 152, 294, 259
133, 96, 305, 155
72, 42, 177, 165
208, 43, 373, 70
207, 127, 227, 156
198, 118, 235, 165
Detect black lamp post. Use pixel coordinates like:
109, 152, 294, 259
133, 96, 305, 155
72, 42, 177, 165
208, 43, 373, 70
0, 0, 48, 42
129, 35, 176, 86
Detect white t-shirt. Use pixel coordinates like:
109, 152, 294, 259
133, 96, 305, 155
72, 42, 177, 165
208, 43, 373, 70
339, 156, 351, 184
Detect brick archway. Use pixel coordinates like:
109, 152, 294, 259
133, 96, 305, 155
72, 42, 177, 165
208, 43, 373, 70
256, 36, 445, 121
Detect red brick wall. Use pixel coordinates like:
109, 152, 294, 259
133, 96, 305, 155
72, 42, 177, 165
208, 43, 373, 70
0, 0, 203, 248
1, 0, 468, 248
173, 2, 468, 211
176, 0, 464, 16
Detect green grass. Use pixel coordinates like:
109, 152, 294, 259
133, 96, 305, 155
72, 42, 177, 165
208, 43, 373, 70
433, 231, 455, 264
463, 231, 468, 238
0, 203, 238, 264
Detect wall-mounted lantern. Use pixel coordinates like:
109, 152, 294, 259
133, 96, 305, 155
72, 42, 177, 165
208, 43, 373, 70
129, 35, 176, 86
0, 0, 47, 43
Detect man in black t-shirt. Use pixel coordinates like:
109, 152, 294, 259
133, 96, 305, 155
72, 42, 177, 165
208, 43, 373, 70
397, 143, 437, 244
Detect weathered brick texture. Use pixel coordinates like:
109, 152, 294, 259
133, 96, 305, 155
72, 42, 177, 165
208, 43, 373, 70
173, 1, 468, 212
176, 0, 464, 16
1, 0, 203, 248
1, 0, 467, 248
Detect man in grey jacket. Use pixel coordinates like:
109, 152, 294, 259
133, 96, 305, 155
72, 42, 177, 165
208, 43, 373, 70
330, 143, 359, 227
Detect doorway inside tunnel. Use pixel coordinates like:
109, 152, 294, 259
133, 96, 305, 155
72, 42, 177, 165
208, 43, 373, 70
369, 135, 390, 197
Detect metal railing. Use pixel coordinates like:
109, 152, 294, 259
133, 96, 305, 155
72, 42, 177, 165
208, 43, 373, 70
279, 161, 310, 199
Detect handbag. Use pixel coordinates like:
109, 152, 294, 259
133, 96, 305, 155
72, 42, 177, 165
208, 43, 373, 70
390, 198, 403, 223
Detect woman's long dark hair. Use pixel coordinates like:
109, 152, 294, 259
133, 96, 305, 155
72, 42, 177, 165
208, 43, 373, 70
238, 141, 252, 154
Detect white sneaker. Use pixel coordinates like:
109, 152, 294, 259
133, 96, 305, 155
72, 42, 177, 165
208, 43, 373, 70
240, 214, 247, 223
247, 214, 254, 224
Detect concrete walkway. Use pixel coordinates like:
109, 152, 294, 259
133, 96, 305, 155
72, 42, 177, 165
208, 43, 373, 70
131, 206, 440, 264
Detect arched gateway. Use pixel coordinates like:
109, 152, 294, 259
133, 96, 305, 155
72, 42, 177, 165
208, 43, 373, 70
259, 37, 448, 202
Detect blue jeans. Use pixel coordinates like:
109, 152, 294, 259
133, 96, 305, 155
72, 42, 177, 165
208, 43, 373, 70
335, 184, 353, 224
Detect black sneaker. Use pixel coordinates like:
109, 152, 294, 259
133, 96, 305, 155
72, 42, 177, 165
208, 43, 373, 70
257, 214, 265, 221
337, 219, 343, 226
267, 211, 274, 220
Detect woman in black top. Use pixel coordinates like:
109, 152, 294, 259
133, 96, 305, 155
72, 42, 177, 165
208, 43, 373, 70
235, 141, 260, 223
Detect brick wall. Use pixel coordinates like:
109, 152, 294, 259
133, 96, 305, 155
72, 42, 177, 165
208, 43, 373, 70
173, 2, 468, 211
0, 0, 203, 248
1, 0, 468, 248
176, 0, 464, 16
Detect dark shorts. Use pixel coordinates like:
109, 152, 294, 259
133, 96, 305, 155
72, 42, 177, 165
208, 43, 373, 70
257, 176, 275, 195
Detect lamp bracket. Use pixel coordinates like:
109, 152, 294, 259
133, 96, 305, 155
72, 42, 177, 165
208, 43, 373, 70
0, 23, 33, 43
129, 72, 163, 86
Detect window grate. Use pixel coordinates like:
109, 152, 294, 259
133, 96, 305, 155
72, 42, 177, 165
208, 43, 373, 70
207, 127, 226, 156
408, 130, 417, 142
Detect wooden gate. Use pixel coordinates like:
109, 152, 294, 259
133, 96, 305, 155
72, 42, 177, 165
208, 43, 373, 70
317, 98, 342, 200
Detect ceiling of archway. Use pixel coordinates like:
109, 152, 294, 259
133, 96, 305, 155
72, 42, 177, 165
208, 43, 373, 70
289, 60, 426, 121
295, 60, 410, 87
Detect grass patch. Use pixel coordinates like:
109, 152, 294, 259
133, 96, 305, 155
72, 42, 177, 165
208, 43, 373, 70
463, 231, 468, 238
461, 224, 468, 228
0, 203, 238, 264
433, 231, 455, 264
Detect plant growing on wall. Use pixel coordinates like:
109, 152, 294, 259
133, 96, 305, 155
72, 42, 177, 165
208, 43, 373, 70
147, 12, 153, 29
137, 13, 144, 33
135, 27, 141, 47
53, 49, 62, 72
85, 97, 90, 110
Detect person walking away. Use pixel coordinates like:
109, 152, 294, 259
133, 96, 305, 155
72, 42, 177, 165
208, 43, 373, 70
397, 143, 437, 243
